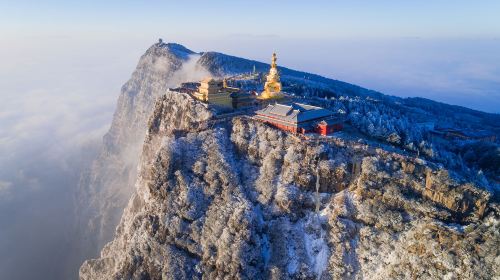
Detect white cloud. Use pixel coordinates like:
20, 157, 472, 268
169, 54, 211, 87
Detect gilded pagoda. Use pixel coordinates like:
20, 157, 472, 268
259, 53, 284, 100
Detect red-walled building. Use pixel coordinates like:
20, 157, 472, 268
316, 119, 344, 136
254, 103, 343, 135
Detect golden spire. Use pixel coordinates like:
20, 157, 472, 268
271, 52, 277, 68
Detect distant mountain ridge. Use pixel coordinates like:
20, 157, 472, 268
193, 44, 499, 132
208, 48, 499, 133
198, 51, 386, 98
165, 41, 499, 122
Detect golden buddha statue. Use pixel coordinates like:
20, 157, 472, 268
260, 52, 283, 99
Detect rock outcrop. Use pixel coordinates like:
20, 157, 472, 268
80, 91, 499, 279
74, 41, 208, 263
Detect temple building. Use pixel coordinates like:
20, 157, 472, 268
231, 91, 256, 109
190, 77, 256, 109
316, 119, 344, 136
259, 53, 285, 100
192, 78, 237, 108
254, 103, 343, 135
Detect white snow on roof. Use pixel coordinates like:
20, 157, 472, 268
256, 102, 334, 124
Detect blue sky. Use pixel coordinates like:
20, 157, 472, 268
2, 1, 500, 39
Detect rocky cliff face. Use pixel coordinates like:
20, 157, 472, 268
74, 41, 209, 263
80, 90, 499, 279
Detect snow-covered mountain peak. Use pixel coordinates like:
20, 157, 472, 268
153, 41, 196, 60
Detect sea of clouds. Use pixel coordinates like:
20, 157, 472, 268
0, 35, 145, 279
